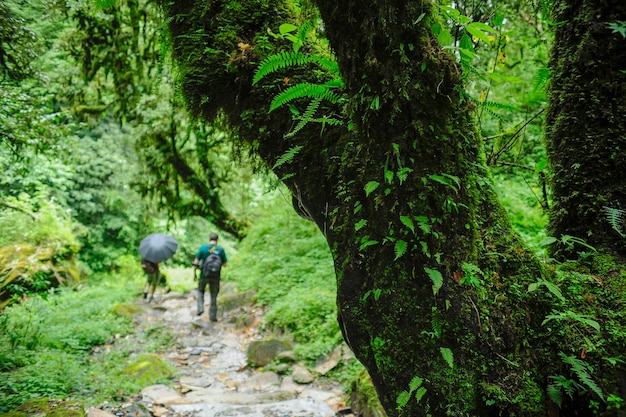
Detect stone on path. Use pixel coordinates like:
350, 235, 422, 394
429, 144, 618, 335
237, 371, 280, 391
130, 289, 350, 417
314, 345, 343, 375
87, 409, 117, 417
141, 384, 184, 405
292, 363, 315, 384
171, 398, 335, 417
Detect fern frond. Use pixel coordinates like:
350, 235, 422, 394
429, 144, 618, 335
272, 145, 303, 170
308, 117, 344, 126
269, 83, 342, 112
603, 206, 626, 238
253, 52, 317, 84
253, 52, 342, 85
461, 63, 487, 82
313, 57, 341, 76
284, 98, 322, 139
481, 100, 518, 113
560, 353, 605, 401
547, 383, 563, 408
321, 78, 345, 88
532, 66, 550, 93
480, 104, 507, 124
295, 20, 315, 44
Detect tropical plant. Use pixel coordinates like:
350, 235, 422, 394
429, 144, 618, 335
253, 23, 345, 139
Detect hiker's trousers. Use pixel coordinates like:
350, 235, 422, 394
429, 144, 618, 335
197, 275, 220, 321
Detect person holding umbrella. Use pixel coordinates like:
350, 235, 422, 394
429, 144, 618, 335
139, 233, 178, 303
142, 259, 160, 302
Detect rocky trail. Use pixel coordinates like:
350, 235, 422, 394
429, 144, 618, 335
89, 285, 355, 417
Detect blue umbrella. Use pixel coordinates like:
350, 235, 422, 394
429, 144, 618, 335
139, 233, 178, 263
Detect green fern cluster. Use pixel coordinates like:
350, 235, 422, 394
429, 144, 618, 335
253, 47, 345, 138
548, 353, 605, 408
253, 51, 340, 85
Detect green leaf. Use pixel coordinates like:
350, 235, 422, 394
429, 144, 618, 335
548, 384, 563, 408
397, 167, 413, 183
409, 376, 423, 391
269, 83, 342, 113
395, 240, 407, 260
424, 267, 443, 295
605, 357, 626, 366
396, 391, 410, 409
435, 27, 453, 47
400, 216, 415, 233
543, 281, 566, 302
608, 21, 626, 38
365, 181, 380, 197
384, 169, 394, 184
438, 5, 460, 21
582, 318, 601, 333
414, 386, 427, 402
359, 240, 378, 250
560, 353, 605, 401
440, 347, 454, 368
279, 23, 297, 35
539, 236, 558, 246
465, 23, 492, 44
370, 95, 380, 110
355, 219, 367, 231
428, 173, 460, 192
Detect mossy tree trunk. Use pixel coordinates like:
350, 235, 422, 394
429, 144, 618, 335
546, 0, 626, 259
158, 0, 626, 415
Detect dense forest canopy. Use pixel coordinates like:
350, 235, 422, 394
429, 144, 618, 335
1, 0, 625, 416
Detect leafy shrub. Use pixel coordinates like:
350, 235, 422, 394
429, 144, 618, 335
264, 287, 342, 360
0, 195, 85, 307
0, 275, 138, 413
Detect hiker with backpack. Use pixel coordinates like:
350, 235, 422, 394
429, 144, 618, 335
192, 232, 227, 321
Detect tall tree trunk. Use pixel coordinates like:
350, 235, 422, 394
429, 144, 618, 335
546, 0, 626, 259
158, 0, 626, 415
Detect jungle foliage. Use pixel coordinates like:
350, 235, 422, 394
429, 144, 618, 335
1, 0, 626, 416
156, 0, 626, 415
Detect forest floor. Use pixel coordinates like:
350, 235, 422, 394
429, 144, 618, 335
88, 284, 352, 417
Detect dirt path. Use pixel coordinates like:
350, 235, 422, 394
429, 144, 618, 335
91, 286, 351, 417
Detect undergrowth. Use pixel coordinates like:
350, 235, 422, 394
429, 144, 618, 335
227, 191, 342, 361
0, 273, 155, 413
492, 172, 548, 255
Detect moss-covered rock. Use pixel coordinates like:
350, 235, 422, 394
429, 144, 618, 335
112, 302, 142, 318
122, 354, 173, 385
247, 338, 291, 367
0, 398, 85, 417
